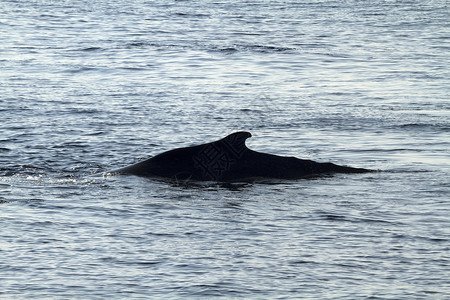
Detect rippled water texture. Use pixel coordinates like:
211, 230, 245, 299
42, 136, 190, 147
1, 0, 449, 299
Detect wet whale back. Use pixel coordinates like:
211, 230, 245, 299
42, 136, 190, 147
110, 131, 372, 181
111, 132, 252, 180
192, 131, 251, 180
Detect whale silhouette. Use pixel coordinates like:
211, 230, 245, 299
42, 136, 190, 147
107, 131, 372, 182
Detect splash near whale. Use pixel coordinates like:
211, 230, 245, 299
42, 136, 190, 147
108, 131, 372, 182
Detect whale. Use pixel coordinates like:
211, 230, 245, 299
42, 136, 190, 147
107, 131, 372, 182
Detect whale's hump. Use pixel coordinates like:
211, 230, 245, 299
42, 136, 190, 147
110, 130, 373, 182
217, 131, 252, 156
191, 132, 251, 181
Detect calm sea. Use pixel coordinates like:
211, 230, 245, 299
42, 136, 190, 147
1, 0, 449, 299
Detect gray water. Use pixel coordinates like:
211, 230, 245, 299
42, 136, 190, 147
1, 0, 449, 299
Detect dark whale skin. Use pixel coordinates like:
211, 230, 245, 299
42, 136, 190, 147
108, 131, 372, 182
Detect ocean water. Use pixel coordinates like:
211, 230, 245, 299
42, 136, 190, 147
1, 0, 449, 298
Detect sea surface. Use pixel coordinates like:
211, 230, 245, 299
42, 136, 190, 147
1, 0, 449, 299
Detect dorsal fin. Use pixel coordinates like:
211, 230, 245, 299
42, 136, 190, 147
218, 131, 251, 157
193, 132, 252, 180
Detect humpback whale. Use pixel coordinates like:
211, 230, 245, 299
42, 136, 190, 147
108, 131, 372, 182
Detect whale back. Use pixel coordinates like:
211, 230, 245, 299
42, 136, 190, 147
108, 131, 372, 182
109, 131, 253, 181
192, 131, 252, 181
